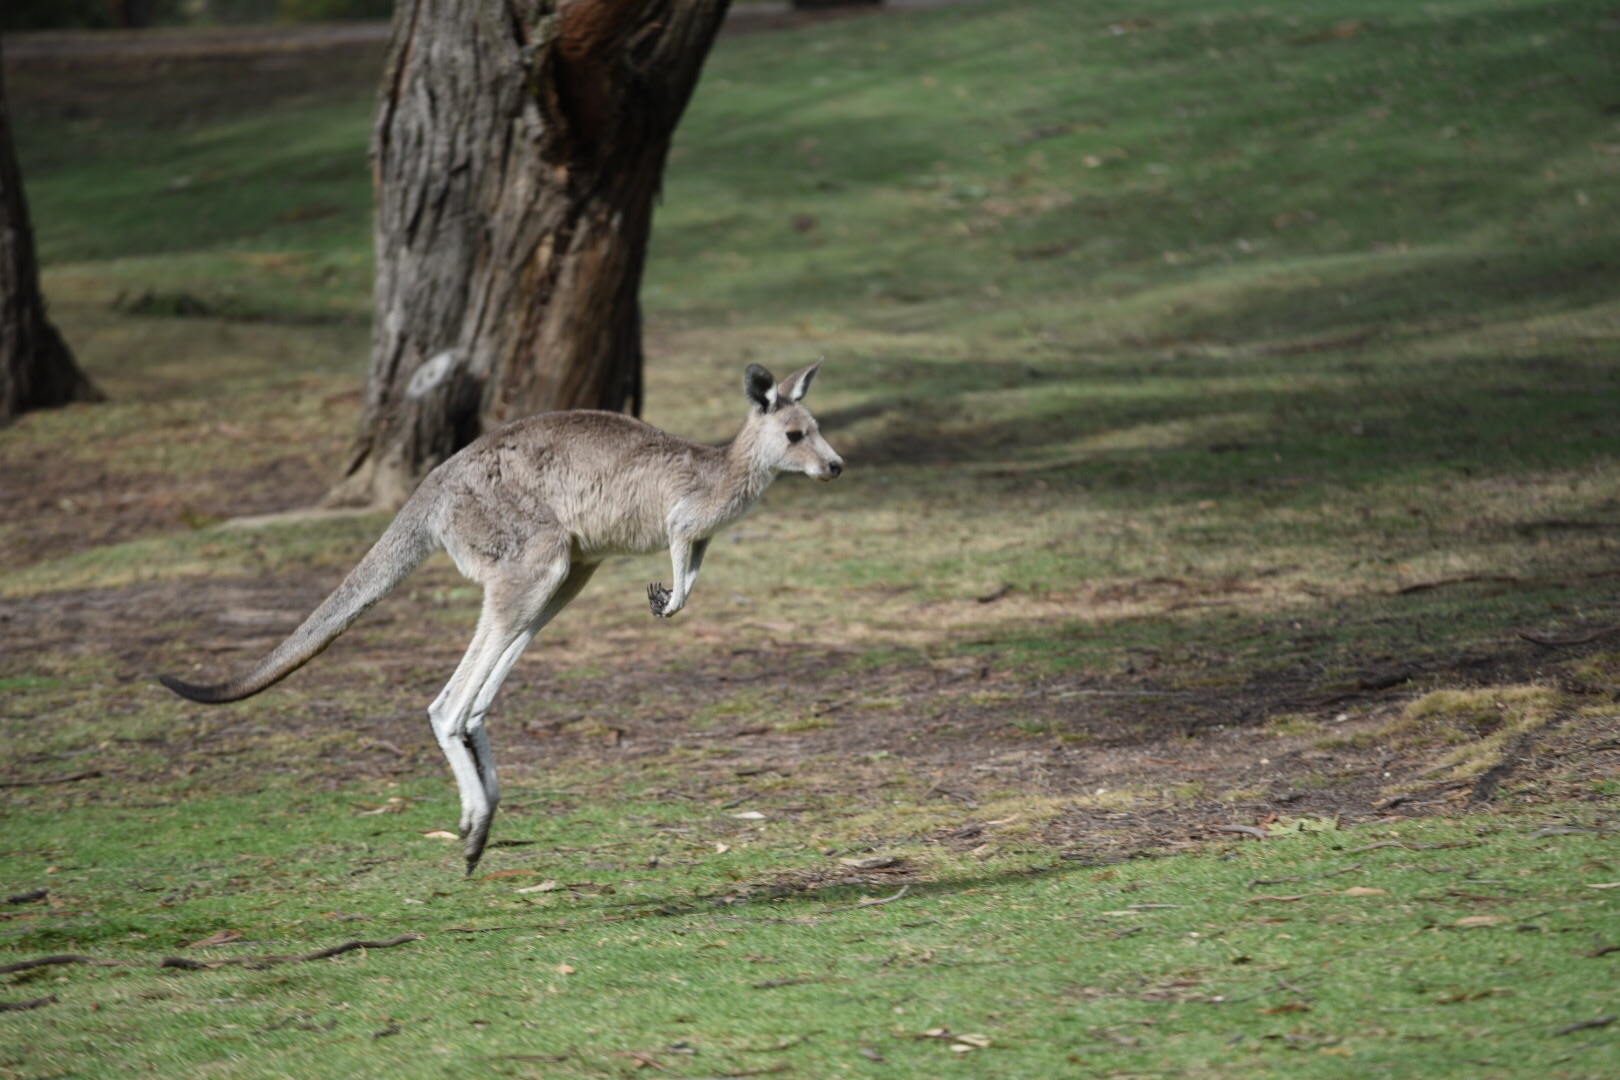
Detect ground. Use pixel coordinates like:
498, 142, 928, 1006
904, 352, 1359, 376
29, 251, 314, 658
2, 0, 1619, 862
5, 493, 1617, 874
2, 3, 1618, 1076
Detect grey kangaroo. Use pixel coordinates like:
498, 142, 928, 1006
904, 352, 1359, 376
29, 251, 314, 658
162, 362, 842, 872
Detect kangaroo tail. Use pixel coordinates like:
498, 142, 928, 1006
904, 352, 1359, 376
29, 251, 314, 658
161, 505, 440, 705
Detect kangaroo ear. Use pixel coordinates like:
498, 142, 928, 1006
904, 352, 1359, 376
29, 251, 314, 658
778, 359, 822, 405
744, 364, 778, 412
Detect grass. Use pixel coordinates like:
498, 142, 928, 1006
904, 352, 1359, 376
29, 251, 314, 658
4, 0, 1620, 1075
3, 797, 1617, 1078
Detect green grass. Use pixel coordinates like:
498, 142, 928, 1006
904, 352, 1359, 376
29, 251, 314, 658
3, 797, 1617, 1078
5, 0, 1620, 1075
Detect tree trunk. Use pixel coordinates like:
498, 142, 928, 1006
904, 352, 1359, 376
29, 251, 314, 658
0, 46, 100, 424
328, 0, 731, 509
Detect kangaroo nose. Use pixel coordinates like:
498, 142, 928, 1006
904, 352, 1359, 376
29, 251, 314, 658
828, 461, 843, 479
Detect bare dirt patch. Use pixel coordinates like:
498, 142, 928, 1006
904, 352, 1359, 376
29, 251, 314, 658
0, 452, 328, 571
4, 545, 1614, 866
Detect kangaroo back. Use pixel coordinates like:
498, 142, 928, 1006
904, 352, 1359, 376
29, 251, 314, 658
161, 506, 440, 704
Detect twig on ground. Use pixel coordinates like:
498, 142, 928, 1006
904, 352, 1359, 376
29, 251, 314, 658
1518, 625, 1620, 648
0, 770, 102, 789
1344, 839, 1482, 855
159, 934, 422, 970
1580, 944, 1620, 958
444, 913, 637, 933
1553, 1016, 1615, 1036
0, 995, 59, 1012
5, 888, 48, 905
849, 886, 909, 910
1245, 892, 1334, 903
1248, 864, 1363, 889
0, 955, 129, 976
3, 936, 423, 977
737, 1033, 821, 1053
1395, 575, 1521, 596
751, 976, 827, 989
1215, 825, 1267, 840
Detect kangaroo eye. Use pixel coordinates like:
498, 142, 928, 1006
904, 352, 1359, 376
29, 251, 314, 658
786, 430, 805, 444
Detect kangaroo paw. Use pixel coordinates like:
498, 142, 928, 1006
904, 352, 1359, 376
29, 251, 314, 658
647, 582, 672, 617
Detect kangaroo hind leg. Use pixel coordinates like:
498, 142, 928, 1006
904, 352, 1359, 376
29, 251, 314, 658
462, 559, 598, 812
429, 547, 596, 874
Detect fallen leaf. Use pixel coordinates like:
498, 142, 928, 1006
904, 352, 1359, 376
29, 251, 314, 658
714, 842, 730, 854
184, 929, 244, 949
1586, 882, 1620, 890
515, 880, 561, 894
422, 830, 458, 840
1259, 1002, 1311, 1015
731, 811, 767, 820
954, 1033, 991, 1048
354, 796, 412, 816
1454, 915, 1508, 928
555, 963, 576, 975
617, 1050, 662, 1069
1342, 887, 1389, 896
482, 869, 537, 881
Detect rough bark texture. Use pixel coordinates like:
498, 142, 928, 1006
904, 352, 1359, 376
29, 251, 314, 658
0, 47, 100, 424
328, 0, 731, 509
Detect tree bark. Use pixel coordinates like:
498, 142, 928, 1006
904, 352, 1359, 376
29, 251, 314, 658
0, 45, 100, 424
328, 0, 731, 509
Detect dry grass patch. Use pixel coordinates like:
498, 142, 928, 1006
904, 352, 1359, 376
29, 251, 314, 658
1388, 685, 1561, 785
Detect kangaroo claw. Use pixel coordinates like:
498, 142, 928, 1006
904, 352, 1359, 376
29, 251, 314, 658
648, 582, 672, 617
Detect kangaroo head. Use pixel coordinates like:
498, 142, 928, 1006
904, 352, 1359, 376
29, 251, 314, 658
743, 361, 844, 481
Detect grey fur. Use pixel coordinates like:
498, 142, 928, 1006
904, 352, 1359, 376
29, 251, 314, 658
163, 363, 843, 872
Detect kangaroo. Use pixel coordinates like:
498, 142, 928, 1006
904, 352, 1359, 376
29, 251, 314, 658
162, 362, 842, 872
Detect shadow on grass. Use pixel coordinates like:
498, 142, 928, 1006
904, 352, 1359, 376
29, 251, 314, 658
815, 244, 1618, 504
